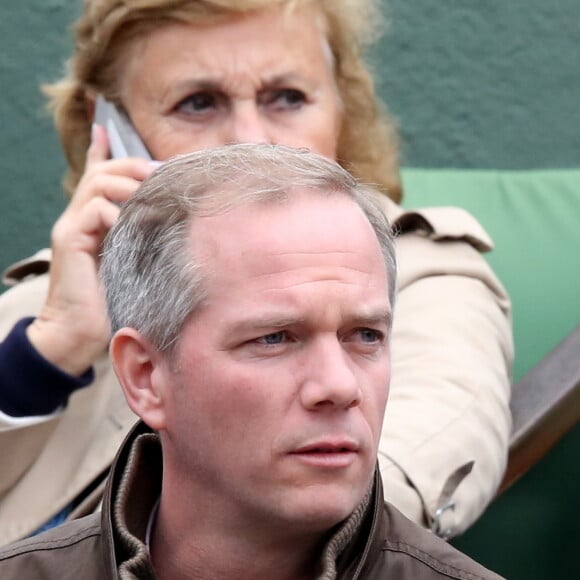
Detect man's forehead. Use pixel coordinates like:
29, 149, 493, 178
187, 192, 375, 253
182, 194, 389, 315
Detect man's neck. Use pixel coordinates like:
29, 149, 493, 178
150, 503, 325, 580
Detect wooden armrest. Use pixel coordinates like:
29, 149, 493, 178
500, 325, 580, 493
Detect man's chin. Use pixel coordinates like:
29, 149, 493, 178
281, 483, 369, 530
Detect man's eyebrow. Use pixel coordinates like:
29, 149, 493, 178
229, 307, 393, 335
351, 308, 393, 328
229, 314, 307, 334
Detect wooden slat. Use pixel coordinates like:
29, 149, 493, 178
500, 326, 580, 493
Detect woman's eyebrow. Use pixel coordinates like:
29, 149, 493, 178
169, 71, 313, 95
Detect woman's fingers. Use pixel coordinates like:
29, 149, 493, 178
31, 197, 123, 375
85, 123, 110, 165
28, 126, 158, 375
71, 123, 157, 208
69, 160, 156, 208
52, 175, 140, 246
71, 196, 122, 255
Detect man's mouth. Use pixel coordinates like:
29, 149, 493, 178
289, 440, 359, 467
294, 443, 357, 453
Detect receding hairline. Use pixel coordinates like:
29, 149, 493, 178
176, 189, 393, 349
101, 143, 397, 354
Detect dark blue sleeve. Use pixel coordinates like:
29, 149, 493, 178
0, 318, 94, 417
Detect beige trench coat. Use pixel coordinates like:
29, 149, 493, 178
0, 197, 513, 545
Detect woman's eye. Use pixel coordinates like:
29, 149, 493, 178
176, 92, 217, 115
263, 89, 306, 110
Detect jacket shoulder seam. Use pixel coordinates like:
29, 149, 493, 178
392, 207, 493, 252
0, 523, 101, 561
383, 540, 496, 580
2, 249, 51, 286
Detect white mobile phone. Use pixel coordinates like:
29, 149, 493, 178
94, 95, 152, 160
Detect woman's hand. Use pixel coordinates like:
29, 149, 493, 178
27, 125, 158, 376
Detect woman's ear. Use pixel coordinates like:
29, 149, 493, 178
110, 328, 169, 431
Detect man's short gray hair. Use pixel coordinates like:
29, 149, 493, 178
100, 144, 397, 353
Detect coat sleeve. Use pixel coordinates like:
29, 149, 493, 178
0, 318, 93, 417
378, 207, 513, 538
0, 265, 62, 498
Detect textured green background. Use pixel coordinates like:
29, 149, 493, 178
0, 2, 578, 578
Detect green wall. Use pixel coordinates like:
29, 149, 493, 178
0, 2, 74, 270
371, 0, 580, 171
1, 2, 578, 578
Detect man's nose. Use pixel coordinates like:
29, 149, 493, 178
227, 101, 270, 144
299, 338, 362, 412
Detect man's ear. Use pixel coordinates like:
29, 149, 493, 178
110, 328, 169, 431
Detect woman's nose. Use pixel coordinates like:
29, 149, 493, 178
227, 102, 271, 144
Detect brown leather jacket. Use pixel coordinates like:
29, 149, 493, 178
0, 421, 504, 580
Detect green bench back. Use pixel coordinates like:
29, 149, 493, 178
401, 168, 580, 382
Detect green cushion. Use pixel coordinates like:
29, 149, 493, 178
401, 169, 580, 382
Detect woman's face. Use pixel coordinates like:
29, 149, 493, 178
121, 5, 343, 161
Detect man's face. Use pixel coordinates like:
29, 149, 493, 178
158, 192, 391, 536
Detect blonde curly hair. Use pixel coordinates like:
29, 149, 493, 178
45, 0, 401, 201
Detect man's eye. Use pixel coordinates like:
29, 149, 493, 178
176, 92, 217, 115
356, 329, 384, 344
256, 331, 288, 345
263, 89, 306, 110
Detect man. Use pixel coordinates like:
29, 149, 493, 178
0, 144, 503, 579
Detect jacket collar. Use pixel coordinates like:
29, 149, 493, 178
101, 421, 159, 578
100, 421, 385, 580
333, 469, 386, 579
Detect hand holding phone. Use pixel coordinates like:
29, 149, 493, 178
94, 96, 152, 160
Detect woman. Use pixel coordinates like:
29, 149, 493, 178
0, 0, 512, 545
